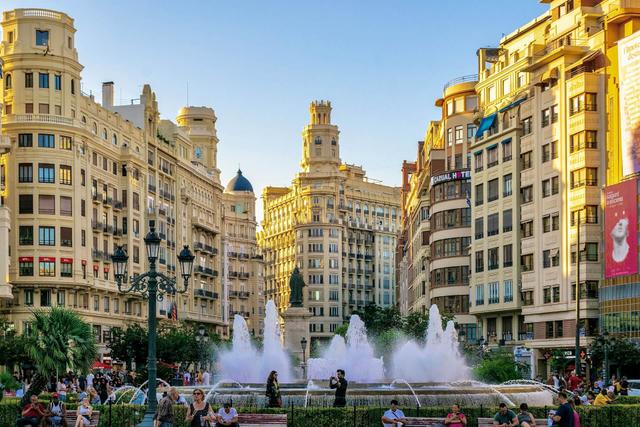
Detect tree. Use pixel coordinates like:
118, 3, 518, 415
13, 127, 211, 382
589, 334, 640, 375
108, 323, 148, 370
23, 308, 97, 403
473, 351, 522, 383
0, 319, 31, 371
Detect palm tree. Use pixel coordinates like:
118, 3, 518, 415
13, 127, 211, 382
22, 307, 97, 404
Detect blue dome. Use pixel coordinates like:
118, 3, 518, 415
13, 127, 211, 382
226, 169, 254, 192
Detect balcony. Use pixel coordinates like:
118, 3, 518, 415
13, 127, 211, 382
443, 74, 478, 92
148, 184, 156, 193
91, 220, 103, 231
518, 332, 534, 341
92, 193, 103, 204
239, 272, 250, 280
2, 113, 77, 127
113, 200, 123, 210
0, 135, 10, 152
239, 291, 250, 299
103, 225, 114, 234
194, 288, 218, 300
192, 215, 219, 234
92, 249, 104, 260
526, 36, 589, 71
229, 271, 239, 278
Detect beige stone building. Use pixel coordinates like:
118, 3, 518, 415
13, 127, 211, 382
223, 170, 265, 337
259, 101, 400, 348
398, 76, 477, 339
0, 53, 11, 301
0, 8, 265, 357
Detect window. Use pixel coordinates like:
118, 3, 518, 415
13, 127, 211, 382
18, 134, 33, 147
60, 136, 72, 150
543, 249, 560, 268
522, 116, 533, 135
570, 167, 598, 188
572, 242, 599, 262
570, 93, 597, 115
38, 103, 49, 114
54, 75, 62, 91
503, 244, 513, 267
19, 194, 33, 214
488, 86, 496, 102
570, 130, 597, 152
40, 289, 52, 307
521, 220, 533, 238
467, 124, 477, 140
501, 209, 513, 233
36, 30, 49, 46
18, 163, 33, 183
551, 105, 558, 123
521, 185, 533, 204
475, 183, 484, 206
475, 217, 484, 239
447, 128, 453, 146
542, 141, 558, 162
476, 284, 485, 305
38, 163, 55, 183
487, 213, 499, 236
475, 251, 484, 272
61, 262, 72, 278
455, 126, 464, 144
60, 196, 72, 216
39, 73, 49, 89
61, 227, 72, 247
59, 165, 72, 185
521, 254, 534, 272
502, 78, 511, 95
521, 151, 532, 169
571, 205, 598, 225
487, 146, 498, 167
39, 226, 55, 246
71, 79, 75, 95
39, 260, 55, 277
38, 134, 55, 148
488, 248, 499, 270
542, 177, 559, 197
38, 195, 55, 214
572, 280, 600, 300
474, 152, 483, 172
25, 72, 33, 88
488, 179, 499, 201
19, 226, 34, 245
503, 174, 512, 197
20, 261, 34, 277
503, 139, 512, 161
542, 108, 551, 127
24, 103, 33, 114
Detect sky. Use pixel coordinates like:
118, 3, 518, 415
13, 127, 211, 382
4, 0, 548, 222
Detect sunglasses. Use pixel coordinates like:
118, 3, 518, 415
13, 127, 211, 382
193, 392, 203, 395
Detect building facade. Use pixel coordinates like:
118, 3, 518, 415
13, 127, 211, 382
0, 53, 11, 301
259, 101, 400, 348
0, 8, 264, 356
223, 170, 265, 337
398, 77, 477, 339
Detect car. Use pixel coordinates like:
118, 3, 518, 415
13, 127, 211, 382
627, 379, 640, 396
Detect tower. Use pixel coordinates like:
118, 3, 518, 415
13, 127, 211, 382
301, 100, 341, 173
176, 106, 220, 183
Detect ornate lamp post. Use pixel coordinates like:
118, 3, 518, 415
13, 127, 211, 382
112, 223, 195, 427
195, 323, 210, 371
300, 336, 308, 379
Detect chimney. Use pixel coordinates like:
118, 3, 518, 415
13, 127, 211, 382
102, 81, 114, 108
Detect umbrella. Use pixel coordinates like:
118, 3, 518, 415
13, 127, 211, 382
91, 361, 112, 370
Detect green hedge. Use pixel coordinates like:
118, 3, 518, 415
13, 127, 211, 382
1, 402, 639, 427
616, 395, 640, 405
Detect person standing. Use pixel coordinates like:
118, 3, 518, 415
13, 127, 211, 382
444, 403, 467, 426
551, 392, 574, 427
185, 388, 215, 427
16, 394, 47, 427
86, 371, 94, 390
155, 387, 179, 427
265, 371, 282, 408
382, 399, 409, 427
567, 371, 582, 392
329, 369, 348, 408
203, 369, 211, 386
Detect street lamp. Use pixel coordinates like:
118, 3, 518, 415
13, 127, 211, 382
300, 337, 308, 379
195, 323, 210, 371
112, 222, 195, 427
603, 330, 611, 386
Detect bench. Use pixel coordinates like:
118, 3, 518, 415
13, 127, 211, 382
478, 417, 495, 427
63, 410, 101, 426
399, 417, 446, 426
237, 413, 288, 426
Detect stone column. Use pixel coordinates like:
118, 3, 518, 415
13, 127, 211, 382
282, 306, 311, 378
0, 206, 11, 299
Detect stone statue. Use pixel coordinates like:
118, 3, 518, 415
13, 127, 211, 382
289, 267, 305, 307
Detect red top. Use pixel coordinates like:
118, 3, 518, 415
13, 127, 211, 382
446, 412, 466, 427
568, 375, 582, 391
22, 402, 45, 418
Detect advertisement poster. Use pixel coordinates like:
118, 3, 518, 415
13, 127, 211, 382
605, 180, 638, 278
619, 31, 640, 176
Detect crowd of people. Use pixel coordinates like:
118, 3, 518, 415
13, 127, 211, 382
544, 370, 630, 407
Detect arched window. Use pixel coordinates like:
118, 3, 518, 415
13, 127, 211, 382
92, 123, 97, 134
331, 138, 337, 146
102, 128, 107, 140
5, 73, 11, 89
71, 79, 75, 95
112, 134, 118, 145
314, 137, 322, 145
82, 115, 87, 124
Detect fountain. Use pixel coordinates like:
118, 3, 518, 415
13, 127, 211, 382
307, 314, 384, 382
218, 300, 292, 383
391, 305, 469, 382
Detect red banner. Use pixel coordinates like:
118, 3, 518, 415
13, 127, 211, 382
60, 258, 73, 264
18, 257, 34, 262
39, 257, 55, 262
605, 180, 638, 278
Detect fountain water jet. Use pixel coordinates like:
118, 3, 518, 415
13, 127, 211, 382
219, 300, 292, 383
307, 314, 384, 382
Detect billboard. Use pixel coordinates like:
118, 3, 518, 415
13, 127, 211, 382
605, 180, 638, 278
619, 31, 640, 176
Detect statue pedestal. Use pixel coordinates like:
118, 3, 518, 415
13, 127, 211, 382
282, 306, 311, 377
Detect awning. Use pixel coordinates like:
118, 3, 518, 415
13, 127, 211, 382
474, 150, 483, 155
91, 361, 112, 370
487, 144, 498, 150
60, 257, 73, 264
536, 67, 559, 85
39, 257, 55, 262
501, 137, 513, 144
475, 113, 497, 138
498, 98, 527, 113
18, 257, 34, 262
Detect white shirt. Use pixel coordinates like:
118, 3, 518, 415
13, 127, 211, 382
218, 407, 238, 422
86, 374, 94, 387
383, 409, 405, 427
203, 372, 210, 386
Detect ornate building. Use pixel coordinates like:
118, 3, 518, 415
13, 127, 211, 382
0, 8, 264, 357
259, 101, 400, 348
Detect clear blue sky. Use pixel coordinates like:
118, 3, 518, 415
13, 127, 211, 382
4, 0, 547, 221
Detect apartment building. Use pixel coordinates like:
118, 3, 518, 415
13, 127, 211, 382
223, 170, 265, 337
0, 8, 264, 355
470, 0, 610, 376
0, 54, 11, 301
259, 101, 400, 348
399, 77, 477, 339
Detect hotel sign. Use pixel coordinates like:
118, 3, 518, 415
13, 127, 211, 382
430, 169, 471, 187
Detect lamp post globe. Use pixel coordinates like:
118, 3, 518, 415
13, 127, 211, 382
144, 225, 161, 261
112, 246, 129, 282
178, 245, 195, 282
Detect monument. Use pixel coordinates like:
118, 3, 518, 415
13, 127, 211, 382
282, 267, 311, 378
